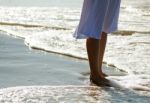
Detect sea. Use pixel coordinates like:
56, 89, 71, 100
0, 0, 150, 102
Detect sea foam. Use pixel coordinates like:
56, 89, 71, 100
0, 0, 150, 93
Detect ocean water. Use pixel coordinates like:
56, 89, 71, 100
0, 0, 150, 102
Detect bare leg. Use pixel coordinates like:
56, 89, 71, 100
86, 32, 109, 86
98, 32, 108, 77
86, 38, 100, 78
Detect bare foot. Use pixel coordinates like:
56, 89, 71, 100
99, 72, 108, 77
90, 75, 110, 87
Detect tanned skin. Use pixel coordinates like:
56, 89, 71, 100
86, 32, 110, 86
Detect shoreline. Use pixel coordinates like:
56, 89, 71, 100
0, 33, 88, 88
0, 33, 127, 89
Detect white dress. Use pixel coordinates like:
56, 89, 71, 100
73, 0, 121, 39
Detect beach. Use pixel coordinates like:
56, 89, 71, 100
0, 0, 150, 102
0, 33, 127, 87
0, 33, 149, 103
0, 33, 88, 88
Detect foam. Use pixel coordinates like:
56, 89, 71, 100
107, 75, 150, 91
0, 0, 150, 94
0, 85, 150, 103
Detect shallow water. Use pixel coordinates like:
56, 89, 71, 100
1, 33, 150, 103
0, 33, 149, 102
0, 33, 127, 88
0, 0, 150, 102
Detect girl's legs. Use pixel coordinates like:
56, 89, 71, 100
98, 32, 107, 77
86, 32, 109, 86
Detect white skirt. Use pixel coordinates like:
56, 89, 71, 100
73, 0, 121, 39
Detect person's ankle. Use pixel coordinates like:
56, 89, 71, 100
90, 73, 99, 78
90, 74, 100, 80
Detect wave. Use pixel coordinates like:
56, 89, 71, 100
1, 15, 150, 75
0, 22, 71, 30
30, 46, 87, 60
1, 21, 149, 36
1, 26, 149, 75
0, 85, 150, 103
112, 30, 150, 35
